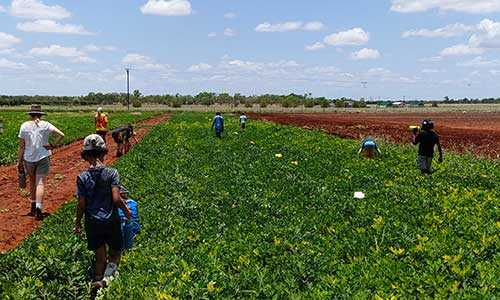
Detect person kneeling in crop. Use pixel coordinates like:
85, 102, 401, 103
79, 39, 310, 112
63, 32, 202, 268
74, 134, 131, 296
357, 137, 382, 159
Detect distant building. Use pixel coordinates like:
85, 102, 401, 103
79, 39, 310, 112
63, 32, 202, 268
392, 101, 406, 108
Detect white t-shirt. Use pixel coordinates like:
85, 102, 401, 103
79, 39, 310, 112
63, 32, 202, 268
18, 120, 56, 162
240, 115, 247, 123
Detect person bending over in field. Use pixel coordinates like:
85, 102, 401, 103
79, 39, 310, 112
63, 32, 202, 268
239, 112, 247, 129
357, 137, 382, 159
74, 134, 131, 297
211, 112, 224, 138
94, 107, 109, 142
18, 104, 65, 220
117, 187, 140, 250
111, 124, 137, 157
412, 119, 443, 175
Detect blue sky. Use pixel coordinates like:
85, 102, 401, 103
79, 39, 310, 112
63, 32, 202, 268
2, 0, 500, 100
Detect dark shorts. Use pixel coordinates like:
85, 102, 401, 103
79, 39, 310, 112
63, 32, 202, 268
85, 217, 123, 251
240, 123, 246, 129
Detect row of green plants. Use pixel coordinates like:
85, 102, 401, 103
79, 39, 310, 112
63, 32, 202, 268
0, 112, 499, 299
0, 111, 159, 164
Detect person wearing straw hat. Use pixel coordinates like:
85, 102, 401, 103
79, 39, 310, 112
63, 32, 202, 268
18, 104, 65, 220
94, 107, 109, 142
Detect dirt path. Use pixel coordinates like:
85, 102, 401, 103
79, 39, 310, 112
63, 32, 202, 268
0, 113, 171, 252
250, 112, 500, 159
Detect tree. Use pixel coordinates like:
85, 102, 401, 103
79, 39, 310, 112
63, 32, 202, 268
133, 90, 142, 99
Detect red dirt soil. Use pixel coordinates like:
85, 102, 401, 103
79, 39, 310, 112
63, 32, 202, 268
250, 112, 500, 159
0, 113, 171, 252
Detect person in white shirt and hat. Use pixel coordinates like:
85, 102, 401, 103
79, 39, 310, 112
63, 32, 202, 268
17, 104, 65, 220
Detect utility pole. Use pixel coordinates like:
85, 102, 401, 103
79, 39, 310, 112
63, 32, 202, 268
126, 68, 130, 110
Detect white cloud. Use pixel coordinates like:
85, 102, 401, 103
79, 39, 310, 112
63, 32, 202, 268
305, 42, 326, 51
122, 53, 152, 65
440, 44, 484, 56
83, 44, 100, 52
72, 56, 97, 64
457, 56, 500, 67
140, 0, 192, 16
419, 56, 443, 62
421, 68, 443, 73
188, 63, 213, 72
469, 19, 500, 48
224, 12, 237, 19
0, 48, 16, 55
36, 61, 70, 73
121, 53, 173, 71
0, 58, 27, 69
402, 23, 473, 38
208, 32, 217, 37
30, 44, 85, 57
17, 20, 94, 35
10, 0, 71, 19
350, 48, 380, 60
224, 28, 237, 37
255, 21, 324, 32
391, 0, 500, 14
323, 28, 369, 46
303, 22, 325, 31
0, 32, 21, 49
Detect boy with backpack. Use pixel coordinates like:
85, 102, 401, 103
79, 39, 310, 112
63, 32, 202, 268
211, 112, 224, 138
74, 134, 131, 296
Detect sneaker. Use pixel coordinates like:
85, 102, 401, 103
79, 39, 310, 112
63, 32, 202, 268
26, 203, 36, 216
34, 208, 50, 221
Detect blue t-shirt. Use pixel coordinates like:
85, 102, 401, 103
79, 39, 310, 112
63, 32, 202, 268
361, 138, 378, 150
213, 116, 224, 131
118, 198, 140, 234
76, 166, 120, 221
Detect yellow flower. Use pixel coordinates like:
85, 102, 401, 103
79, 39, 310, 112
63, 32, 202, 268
207, 281, 216, 293
290, 161, 299, 166
233, 132, 239, 135
389, 246, 405, 255
250, 141, 255, 144
275, 153, 283, 158
37, 245, 45, 251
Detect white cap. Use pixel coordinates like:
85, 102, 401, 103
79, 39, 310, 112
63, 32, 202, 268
97, 107, 103, 113
83, 134, 106, 151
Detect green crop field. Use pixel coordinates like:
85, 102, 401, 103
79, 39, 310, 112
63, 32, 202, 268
0, 112, 499, 299
0, 111, 160, 164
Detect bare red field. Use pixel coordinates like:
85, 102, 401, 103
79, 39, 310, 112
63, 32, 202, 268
0, 113, 171, 252
250, 112, 500, 159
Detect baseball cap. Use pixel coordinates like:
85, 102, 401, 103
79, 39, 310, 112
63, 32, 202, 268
83, 134, 106, 151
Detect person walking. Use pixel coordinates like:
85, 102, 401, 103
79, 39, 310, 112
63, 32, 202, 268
357, 137, 382, 159
74, 134, 131, 297
412, 119, 443, 174
111, 125, 137, 157
211, 112, 224, 138
94, 107, 109, 142
18, 104, 65, 220
117, 187, 140, 250
239, 112, 247, 129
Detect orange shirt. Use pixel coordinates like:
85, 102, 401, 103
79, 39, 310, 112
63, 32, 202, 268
94, 113, 108, 131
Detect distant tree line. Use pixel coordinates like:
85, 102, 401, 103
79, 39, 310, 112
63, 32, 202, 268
0, 92, 368, 108
1, 92, 498, 108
